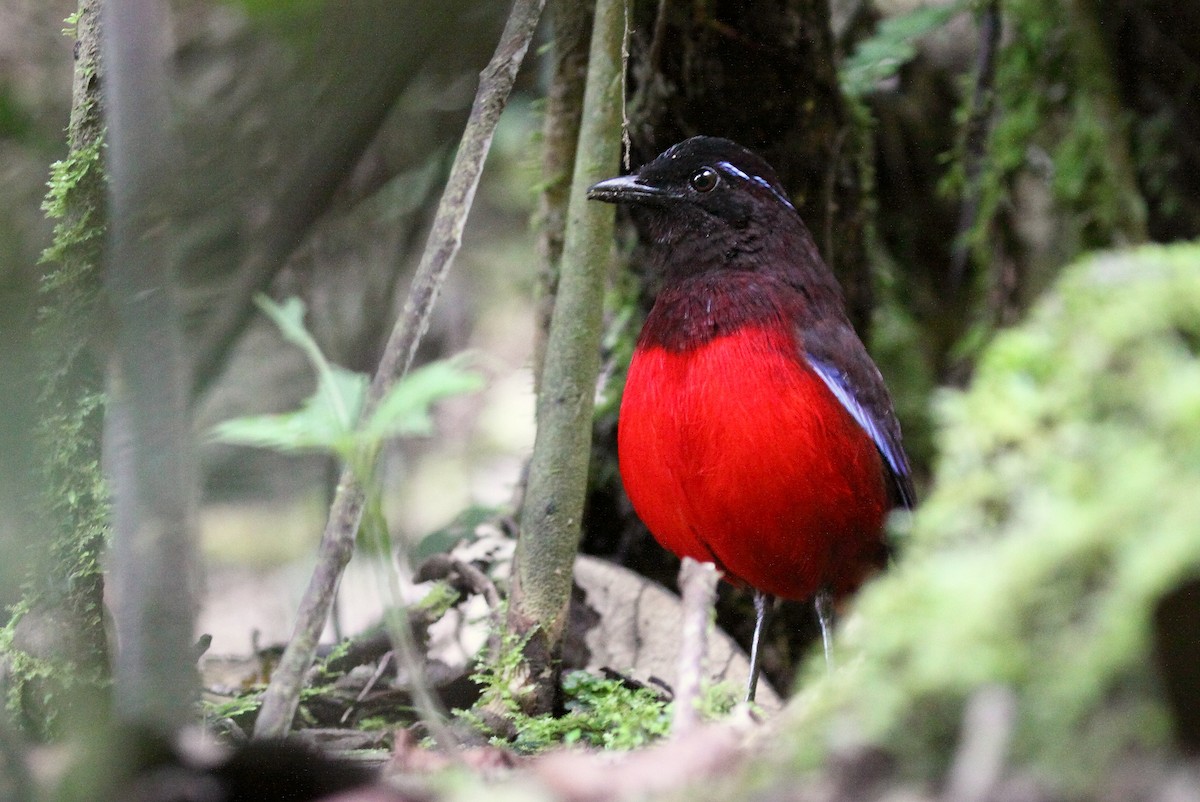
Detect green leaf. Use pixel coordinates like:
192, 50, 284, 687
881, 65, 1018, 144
211, 367, 366, 457
412, 505, 495, 562
364, 357, 484, 440
840, 2, 967, 99
212, 297, 483, 463
255, 295, 358, 432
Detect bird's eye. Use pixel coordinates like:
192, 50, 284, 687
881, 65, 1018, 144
689, 167, 720, 193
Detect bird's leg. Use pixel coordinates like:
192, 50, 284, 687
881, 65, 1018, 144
814, 588, 836, 671
746, 589, 773, 702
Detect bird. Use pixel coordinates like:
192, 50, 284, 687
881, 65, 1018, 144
587, 136, 914, 701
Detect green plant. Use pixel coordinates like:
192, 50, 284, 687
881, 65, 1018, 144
464, 663, 672, 753
212, 295, 482, 739
61, 9, 81, 37
411, 580, 462, 622
462, 623, 535, 718
0, 611, 106, 735
463, 616, 742, 752
533, 671, 671, 751
212, 296, 482, 472
202, 689, 264, 725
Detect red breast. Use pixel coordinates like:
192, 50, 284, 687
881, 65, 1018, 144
618, 307, 889, 602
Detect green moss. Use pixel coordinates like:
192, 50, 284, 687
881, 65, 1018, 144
462, 664, 678, 753
40, 134, 105, 272
462, 616, 736, 752
778, 243, 1200, 791
839, 2, 967, 102
202, 689, 265, 726
514, 671, 672, 752
0, 600, 110, 737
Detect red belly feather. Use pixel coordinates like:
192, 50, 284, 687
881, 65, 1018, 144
618, 324, 889, 601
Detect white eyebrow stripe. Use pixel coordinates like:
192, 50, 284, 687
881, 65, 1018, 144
715, 160, 796, 211
716, 160, 751, 181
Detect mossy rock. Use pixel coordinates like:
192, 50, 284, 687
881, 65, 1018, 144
775, 242, 1200, 792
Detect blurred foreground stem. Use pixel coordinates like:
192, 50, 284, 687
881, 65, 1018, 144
103, 0, 200, 731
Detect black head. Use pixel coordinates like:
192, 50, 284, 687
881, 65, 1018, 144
587, 136, 799, 255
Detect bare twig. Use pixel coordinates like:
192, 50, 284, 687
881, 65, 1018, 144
451, 558, 505, 658
673, 558, 718, 735
508, 0, 627, 716
339, 652, 394, 725
252, 0, 546, 740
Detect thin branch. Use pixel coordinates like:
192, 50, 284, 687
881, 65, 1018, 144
533, 0, 594, 392
252, 0, 546, 740
339, 652, 393, 725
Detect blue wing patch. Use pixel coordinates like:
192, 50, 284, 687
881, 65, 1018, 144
806, 354, 911, 501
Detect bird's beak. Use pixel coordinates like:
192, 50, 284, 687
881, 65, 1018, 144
587, 174, 666, 204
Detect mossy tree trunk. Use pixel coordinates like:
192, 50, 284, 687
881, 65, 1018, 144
2, 0, 111, 739
872, 0, 1168, 391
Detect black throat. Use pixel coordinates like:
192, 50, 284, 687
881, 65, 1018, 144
637, 272, 805, 352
